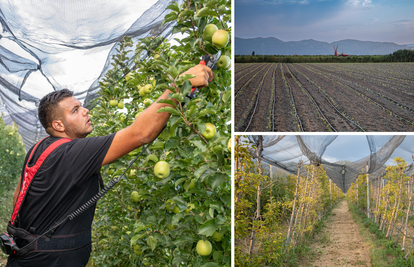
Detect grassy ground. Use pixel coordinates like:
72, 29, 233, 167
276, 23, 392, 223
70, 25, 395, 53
348, 201, 414, 267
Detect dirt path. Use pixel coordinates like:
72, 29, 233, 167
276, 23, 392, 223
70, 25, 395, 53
304, 200, 371, 267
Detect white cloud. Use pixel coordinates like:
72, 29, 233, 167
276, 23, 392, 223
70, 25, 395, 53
347, 0, 373, 8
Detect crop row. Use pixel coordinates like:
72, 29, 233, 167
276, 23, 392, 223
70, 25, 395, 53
234, 63, 414, 132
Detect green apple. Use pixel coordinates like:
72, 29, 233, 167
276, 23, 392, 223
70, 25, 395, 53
129, 169, 137, 178
135, 112, 142, 119
138, 107, 144, 112
125, 72, 133, 81
172, 205, 179, 214
203, 24, 218, 42
212, 231, 223, 242
118, 101, 124, 109
185, 203, 195, 213
154, 161, 170, 178
212, 29, 229, 49
202, 123, 216, 139
143, 99, 152, 107
8, 132, 13, 136
120, 114, 126, 122
216, 55, 231, 69
167, 224, 177, 230
196, 240, 212, 256
133, 244, 142, 255
144, 84, 153, 94
166, 199, 175, 211
109, 100, 118, 107
131, 191, 139, 202
139, 87, 146, 97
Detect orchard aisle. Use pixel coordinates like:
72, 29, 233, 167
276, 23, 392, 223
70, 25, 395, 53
304, 200, 371, 267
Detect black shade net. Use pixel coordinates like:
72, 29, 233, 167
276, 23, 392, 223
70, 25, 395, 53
0, 0, 182, 150
248, 135, 414, 193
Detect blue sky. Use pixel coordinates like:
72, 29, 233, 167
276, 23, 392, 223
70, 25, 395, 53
235, 0, 414, 45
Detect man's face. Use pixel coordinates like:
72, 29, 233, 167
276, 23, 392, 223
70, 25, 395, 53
57, 96, 93, 139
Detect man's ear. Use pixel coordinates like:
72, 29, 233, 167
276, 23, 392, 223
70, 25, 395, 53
51, 120, 65, 132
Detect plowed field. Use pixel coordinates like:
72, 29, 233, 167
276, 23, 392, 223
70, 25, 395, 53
235, 63, 414, 132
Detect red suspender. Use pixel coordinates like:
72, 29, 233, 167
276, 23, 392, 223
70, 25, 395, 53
10, 137, 71, 225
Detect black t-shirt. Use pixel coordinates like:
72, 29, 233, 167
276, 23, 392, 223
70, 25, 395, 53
7, 133, 115, 267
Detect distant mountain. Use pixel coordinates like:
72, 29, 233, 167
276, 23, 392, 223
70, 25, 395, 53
235, 37, 414, 56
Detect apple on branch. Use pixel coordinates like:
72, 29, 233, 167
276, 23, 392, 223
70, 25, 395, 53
202, 123, 216, 140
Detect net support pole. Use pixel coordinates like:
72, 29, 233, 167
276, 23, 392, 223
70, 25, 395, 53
329, 179, 332, 209
367, 162, 370, 219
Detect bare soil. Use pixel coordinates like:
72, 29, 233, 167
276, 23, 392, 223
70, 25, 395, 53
235, 63, 414, 132
302, 201, 371, 267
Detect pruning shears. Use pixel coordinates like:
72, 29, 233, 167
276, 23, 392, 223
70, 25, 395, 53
186, 50, 222, 99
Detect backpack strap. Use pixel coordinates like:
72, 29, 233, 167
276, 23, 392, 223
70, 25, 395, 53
11, 137, 71, 225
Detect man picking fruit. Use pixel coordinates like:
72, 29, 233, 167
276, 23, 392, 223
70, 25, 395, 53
5, 64, 212, 267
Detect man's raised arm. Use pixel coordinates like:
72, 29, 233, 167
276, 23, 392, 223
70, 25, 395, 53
101, 64, 212, 166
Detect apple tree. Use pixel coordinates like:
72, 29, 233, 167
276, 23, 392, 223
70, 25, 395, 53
0, 115, 26, 195
87, 0, 231, 266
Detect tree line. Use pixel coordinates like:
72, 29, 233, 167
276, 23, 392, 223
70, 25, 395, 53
235, 49, 414, 63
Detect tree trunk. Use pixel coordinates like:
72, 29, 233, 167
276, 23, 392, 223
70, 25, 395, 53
387, 169, 403, 239
286, 162, 302, 249
248, 136, 264, 257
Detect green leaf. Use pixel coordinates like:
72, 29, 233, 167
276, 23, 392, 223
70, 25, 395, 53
202, 263, 219, 267
198, 109, 216, 117
163, 12, 177, 25
195, 7, 215, 17
170, 115, 182, 126
178, 9, 194, 20
200, 168, 216, 182
192, 140, 207, 152
197, 123, 207, 134
195, 165, 209, 178
220, 194, 231, 206
223, 91, 231, 103
170, 93, 184, 102
209, 208, 215, 218
166, 3, 179, 12
165, 139, 179, 150
157, 106, 180, 116
177, 147, 190, 158
147, 236, 157, 251
157, 99, 177, 107
213, 251, 224, 264
149, 141, 164, 150
181, 80, 193, 96
176, 74, 196, 86
211, 173, 228, 190
130, 234, 141, 246
171, 196, 187, 210
198, 219, 217, 236
175, 178, 187, 187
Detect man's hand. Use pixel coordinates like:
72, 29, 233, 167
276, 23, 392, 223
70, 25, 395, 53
181, 64, 212, 88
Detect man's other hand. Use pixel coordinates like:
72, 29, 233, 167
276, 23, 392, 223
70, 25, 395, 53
181, 65, 212, 88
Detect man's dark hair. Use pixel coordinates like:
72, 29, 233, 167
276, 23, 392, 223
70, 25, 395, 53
38, 89, 74, 131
